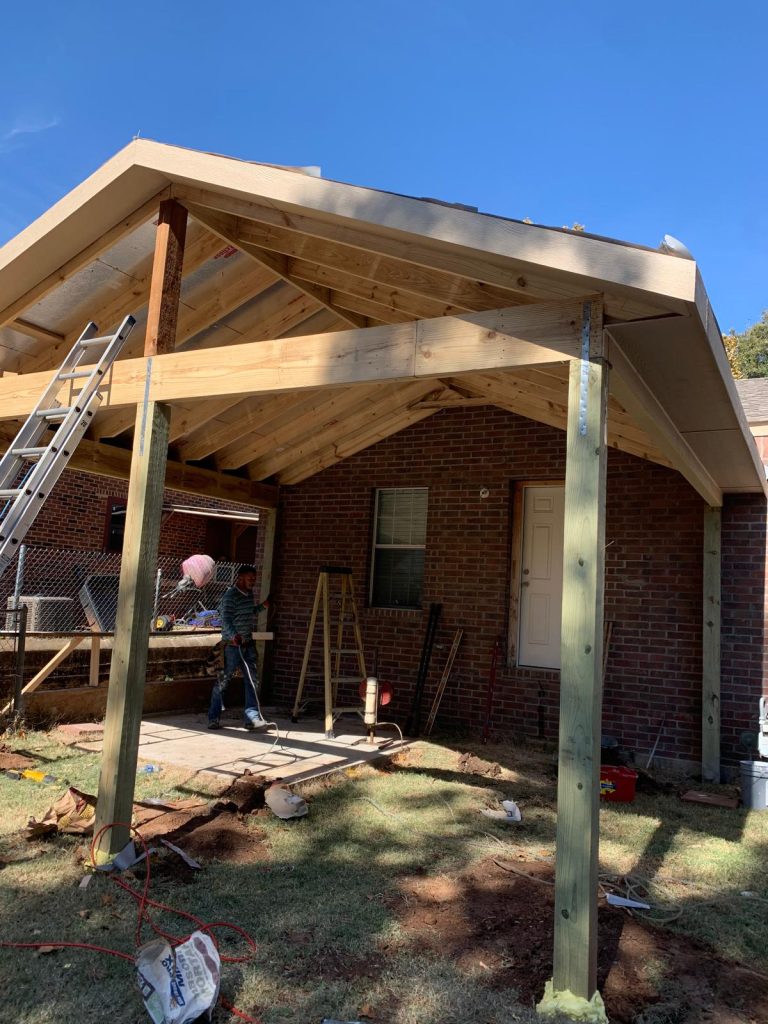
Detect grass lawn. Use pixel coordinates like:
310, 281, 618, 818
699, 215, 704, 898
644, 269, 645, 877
1, 728, 767, 1024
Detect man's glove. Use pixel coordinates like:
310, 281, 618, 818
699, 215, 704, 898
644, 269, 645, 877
231, 633, 243, 647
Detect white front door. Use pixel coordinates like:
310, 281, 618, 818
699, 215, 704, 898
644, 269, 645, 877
518, 485, 565, 669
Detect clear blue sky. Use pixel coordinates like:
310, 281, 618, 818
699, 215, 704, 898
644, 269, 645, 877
1, 1, 765, 332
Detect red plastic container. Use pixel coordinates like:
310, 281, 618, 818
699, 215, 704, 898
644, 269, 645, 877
599, 765, 638, 803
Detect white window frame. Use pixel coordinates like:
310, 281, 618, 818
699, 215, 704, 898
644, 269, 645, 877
369, 487, 428, 609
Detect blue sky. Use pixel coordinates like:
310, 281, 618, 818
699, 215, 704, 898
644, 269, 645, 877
1, 1, 765, 332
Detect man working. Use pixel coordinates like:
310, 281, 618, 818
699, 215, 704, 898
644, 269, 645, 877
208, 563, 270, 730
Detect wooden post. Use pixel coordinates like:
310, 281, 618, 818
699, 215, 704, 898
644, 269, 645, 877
93, 200, 187, 860
702, 506, 721, 783
256, 509, 277, 653
89, 634, 101, 687
540, 301, 608, 1020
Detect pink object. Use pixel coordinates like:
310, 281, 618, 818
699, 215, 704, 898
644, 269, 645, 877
181, 554, 215, 588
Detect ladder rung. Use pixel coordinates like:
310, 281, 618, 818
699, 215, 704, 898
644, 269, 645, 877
332, 676, 364, 683
11, 447, 47, 458
58, 370, 95, 380
79, 336, 112, 348
331, 648, 363, 655
0, 489, 22, 499
36, 407, 72, 419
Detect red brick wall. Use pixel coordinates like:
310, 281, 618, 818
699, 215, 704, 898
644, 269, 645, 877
22, 468, 264, 566
269, 406, 767, 766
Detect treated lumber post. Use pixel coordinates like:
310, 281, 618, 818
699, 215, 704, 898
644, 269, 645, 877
256, 508, 277, 672
540, 300, 609, 1021
94, 199, 187, 860
702, 506, 722, 783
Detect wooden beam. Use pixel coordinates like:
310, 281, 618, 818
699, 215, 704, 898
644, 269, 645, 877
0, 425, 276, 507
171, 183, 675, 320
0, 299, 590, 417
188, 204, 367, 329
0, 637, 84, 715
89, 634, 101, 687
0, 190, 169, 332
247, 381, 435, 479
702, 506, 721, 783
94, 199, 186, 859
546, 303, 609, 1016
607, 332, 722, 506
10, 319, 65, 345
186, 200, 531, 315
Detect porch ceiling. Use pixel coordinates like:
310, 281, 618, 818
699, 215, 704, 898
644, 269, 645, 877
0, 140, 763, 502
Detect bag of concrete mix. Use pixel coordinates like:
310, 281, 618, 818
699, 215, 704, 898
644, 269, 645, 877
135, 931, 220, 1024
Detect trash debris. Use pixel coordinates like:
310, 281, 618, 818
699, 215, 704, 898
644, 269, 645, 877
139, 765, 162, 775
96, 839, 148, 873
26, 787, 97, 839
265, 781, 308, 820
606, 893, 651, 910
680, 790, 739, 809
160, 839, 202, 870
481, 798, 522, 823
136, 930, 220, 1024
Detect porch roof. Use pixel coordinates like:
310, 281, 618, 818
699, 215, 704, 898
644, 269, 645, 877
0, 139, 763, 505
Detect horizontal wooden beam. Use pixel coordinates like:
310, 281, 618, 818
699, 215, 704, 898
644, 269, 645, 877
606, 330, 722, 506
1, 299, 589, 417
0, 426, 278, 508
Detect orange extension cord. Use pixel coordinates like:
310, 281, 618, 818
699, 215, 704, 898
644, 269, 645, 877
0, 822, 261, 1023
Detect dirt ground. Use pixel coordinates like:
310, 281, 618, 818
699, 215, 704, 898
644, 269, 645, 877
0, 744, 37, 771
389, 856, 768, 1023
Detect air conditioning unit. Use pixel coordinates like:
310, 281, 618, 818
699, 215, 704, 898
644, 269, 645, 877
5, 595, 76, 632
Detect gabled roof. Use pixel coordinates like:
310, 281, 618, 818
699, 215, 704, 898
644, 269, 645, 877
0, 139, 764, 501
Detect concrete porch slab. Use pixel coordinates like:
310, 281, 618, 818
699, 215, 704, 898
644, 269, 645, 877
71, 710, 407, 784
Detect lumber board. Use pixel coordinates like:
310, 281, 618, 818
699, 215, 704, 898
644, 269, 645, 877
0, 189, 169, 333
0, 300, 589, 417
701, 506, 721, 783
552, 303, 608, 1002
172, 181, 679, 321
607, 330, 722, 506
247, 380, 437, 479
0, 637, 84, 715
189, 203, 366, 329
93, 402, 172, 857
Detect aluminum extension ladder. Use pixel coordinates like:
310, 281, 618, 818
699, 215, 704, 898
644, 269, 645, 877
0, 315, 136, 578
291, 566, 367, 738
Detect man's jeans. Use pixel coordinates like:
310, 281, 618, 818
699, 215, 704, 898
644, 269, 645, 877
208, 641, 262, 724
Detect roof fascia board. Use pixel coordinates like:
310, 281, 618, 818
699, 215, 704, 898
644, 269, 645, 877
130, 140, 698, 311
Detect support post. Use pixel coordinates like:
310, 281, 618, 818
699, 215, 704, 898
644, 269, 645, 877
256, 508, 277, 678
94, 199, 187, 860
540, 300, 609, 1022
702, 506, 721, 783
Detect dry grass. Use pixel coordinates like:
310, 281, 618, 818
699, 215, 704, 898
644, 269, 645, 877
1, 727, 766, 1023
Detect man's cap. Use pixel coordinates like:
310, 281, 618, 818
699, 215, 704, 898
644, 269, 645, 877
237, 563, 257, 576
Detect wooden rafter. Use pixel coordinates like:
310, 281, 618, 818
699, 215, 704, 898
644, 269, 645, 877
188, 203, 367, 329
249, 380, 440, 481
172, 183, 671, 321
186, 200, 529, 316
0, 189, 170, 333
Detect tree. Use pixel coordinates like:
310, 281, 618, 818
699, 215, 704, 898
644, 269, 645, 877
729, 312, 768, 378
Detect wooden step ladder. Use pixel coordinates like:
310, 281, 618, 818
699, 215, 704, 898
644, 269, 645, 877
291, 566, 367, 738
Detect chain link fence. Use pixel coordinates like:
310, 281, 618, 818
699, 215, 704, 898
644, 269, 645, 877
0, 546, 249, 715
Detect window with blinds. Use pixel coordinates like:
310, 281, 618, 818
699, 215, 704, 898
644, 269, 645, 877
370, 487, 428, 608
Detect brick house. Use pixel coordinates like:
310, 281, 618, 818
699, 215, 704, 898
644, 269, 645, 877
2, 140, 764, 1003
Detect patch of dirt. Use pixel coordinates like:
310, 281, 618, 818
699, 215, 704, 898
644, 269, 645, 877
390, 856, 768, 1023
0, 744, 37, 771
163, 811, 268, 865
457, 751, 502, 778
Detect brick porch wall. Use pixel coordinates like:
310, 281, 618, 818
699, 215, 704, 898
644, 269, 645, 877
270, 406, 767, 766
